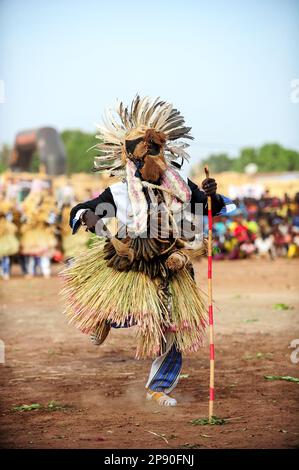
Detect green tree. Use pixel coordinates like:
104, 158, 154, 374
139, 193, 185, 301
285, 149, 299, 171
256, 143, 299, 172
201, 153, 234, 173
256, 143, 284, 171
194, 143, 299, 174
0, 144, 10, 172
231, 147, 257, 172
61, 129, 98, 174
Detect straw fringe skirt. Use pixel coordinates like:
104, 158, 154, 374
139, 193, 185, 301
21, 228, 57, 257
60, 238, 207, 358
0, 234, 19, 257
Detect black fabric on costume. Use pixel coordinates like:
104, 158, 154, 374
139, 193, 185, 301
69, 179, 225, 233
70, 187, 116, 234
188, 178, 224, 216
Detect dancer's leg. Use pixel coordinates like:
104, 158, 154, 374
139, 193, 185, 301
1, 256, 11, 280
4, 256, 10, 278
146, 334, 182, 406
40, 256, 51, 277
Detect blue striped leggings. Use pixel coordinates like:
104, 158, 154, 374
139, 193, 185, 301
110, 325, 182, 393
146, 342, 182, 393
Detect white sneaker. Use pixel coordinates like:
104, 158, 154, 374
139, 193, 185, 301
146, 389, 177, 407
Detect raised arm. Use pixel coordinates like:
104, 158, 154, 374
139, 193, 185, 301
188, 178, 225, 216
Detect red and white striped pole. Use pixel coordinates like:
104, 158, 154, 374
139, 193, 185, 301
204, 166, 215, 423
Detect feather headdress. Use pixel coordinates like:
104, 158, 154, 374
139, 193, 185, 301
93, 95, 193, 176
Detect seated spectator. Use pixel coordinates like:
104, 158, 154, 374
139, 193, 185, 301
255, 232, 275, 260
287, 233, 299, 258
240, 233, 256, 258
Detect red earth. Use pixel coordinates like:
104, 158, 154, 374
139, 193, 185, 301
0, 259, 298, 448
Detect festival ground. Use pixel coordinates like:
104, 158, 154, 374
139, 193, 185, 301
0, 259, 298, 449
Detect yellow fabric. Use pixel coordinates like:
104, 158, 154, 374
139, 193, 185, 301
287, 244, 299, 258
224, 238, 238, 251
246, 220, 259, 233
146, 389, 175, 403
0, 219, 19, 257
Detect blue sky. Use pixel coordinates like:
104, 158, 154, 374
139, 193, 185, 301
0, 0, 298, 168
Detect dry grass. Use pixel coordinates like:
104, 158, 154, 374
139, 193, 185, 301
60, 238, 207, 358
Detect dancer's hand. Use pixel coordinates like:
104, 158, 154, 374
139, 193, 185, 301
201, 178, 217, 196
82, 210, 100, 229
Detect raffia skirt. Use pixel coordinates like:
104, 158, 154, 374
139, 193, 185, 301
0, 234, 19, 257
60, 238, 207, 358
21, 228, 57, 257
62, 231, 90, 259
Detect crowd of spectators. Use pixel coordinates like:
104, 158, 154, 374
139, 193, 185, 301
1, 177, 299, 280
210, 191, 299, 260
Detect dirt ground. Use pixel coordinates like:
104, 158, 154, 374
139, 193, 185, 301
0, 259, 298, 449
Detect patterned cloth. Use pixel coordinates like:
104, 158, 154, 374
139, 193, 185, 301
126, 160, 191, 235
110, 324, 182, 393
146, 333, 182, 393
0, 256, 10, 276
